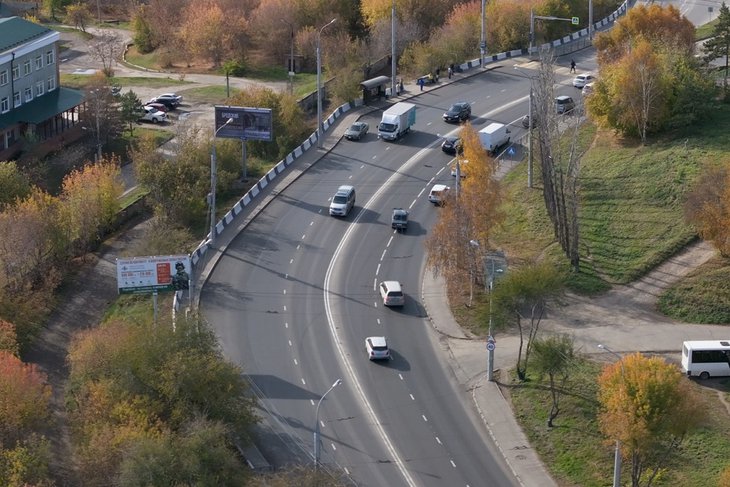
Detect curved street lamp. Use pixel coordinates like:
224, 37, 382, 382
314, 378, 342, 469
316, 18, 336, 148
208, 117, 234, 246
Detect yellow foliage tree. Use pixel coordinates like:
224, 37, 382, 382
684, 163, 730, 257
597, 353, 702, 487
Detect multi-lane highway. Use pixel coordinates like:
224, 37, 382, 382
201, 65, 584, 486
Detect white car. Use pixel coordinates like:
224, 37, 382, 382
379, 280, 405, 307
366, 336, 390, 360
428, 184, 450, 205
139, 106, 168, 124
572, 73, 595, 89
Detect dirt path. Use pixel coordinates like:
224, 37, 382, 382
24, 218, 152, 486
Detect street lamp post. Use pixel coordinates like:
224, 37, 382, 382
208, 117, 234, 246
469, 240, 500, 382
314, 378, 342, 469
480, 0, 486, 66
598, 344, 623, 487
281, 19, 295, 95
514, 65, 535, 188
391, 0, 397, 97
316, 18, 336, 149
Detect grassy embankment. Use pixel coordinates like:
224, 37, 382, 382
488, 109, 730, 486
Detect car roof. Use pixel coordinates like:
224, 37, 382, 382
556, 95, 573, 101
367, 336, 387, 347
431, 184, 449, 191
381, 280, 402, 289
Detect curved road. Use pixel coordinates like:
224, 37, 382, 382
200, 69, 566, 485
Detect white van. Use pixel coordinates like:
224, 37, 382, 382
681, 340, 730, 379
329, 185, 356, 216
428, 184, 450, 205
379, 280, 405, 306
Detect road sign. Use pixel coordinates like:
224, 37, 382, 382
487, 342, 496, 351
571, 16, 579, 25
507, 146, 515, 156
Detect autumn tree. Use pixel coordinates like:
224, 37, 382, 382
83, 73, 121, 156
589, 4, 705, 140
58, 160, 123, 254
0, 352, 51, 445
88, 29, 122, 77
531, 334, 574, 427
0, 319, 19, 356
491, 261, 565, 381
703, 1, 730, 93
0, 162, 31, 210
177, 0, 248, 68
65, 3, 92, 32
597, 353, 702, 487
684, 163, 730, 256
425, 123, 503, 301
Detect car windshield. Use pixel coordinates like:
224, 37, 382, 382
371, 345, 388, 352
379, 122, 396, 132
393, 214, 406, 221
333, 195, 348, 204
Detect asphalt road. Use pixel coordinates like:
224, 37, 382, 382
199, 67, 592, 486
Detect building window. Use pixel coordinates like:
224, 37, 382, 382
35, 81, 44, 96
12, 65, 19, 80
13, 92, 20, 108
24, 87, 32, 102
35, 56, 42, 70
1, 97, 8, 113
47, 77, 56, 91
0, 70, 7, 86
23, 60, 31, 76
46, 50, 55, 65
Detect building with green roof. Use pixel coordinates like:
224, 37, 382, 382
0, 16, 84, 160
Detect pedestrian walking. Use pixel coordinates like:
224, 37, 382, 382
418, 77, 425, 91
447, 66, 453, 79
570, 59, 576, 73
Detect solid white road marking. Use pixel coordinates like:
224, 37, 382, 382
450, 460, 456, 468
331, 443, 337, 451
409, 394, 415, 401
301, 378, 306, 385
398, 374, 404, 381
436, 436, 442, 445
422, 415, 428, 422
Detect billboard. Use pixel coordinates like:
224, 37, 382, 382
116, 255, 191, 294
214, 106, 273, 141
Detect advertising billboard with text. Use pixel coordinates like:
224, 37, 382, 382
116, 255, 191, 294
214, 106, 273, 141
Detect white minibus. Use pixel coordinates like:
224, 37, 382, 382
681, 340, 730, 379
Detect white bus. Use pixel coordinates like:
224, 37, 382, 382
681, 340, 730, 379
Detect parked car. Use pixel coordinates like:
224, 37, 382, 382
138, 106, 168, 124
344, 121, 369, 140
144, 102, 169, 113
366, 336, 390, 361
443, 102, 471, 123
555, 95, 575, 114
441, 136, 463, 155
572, 73, 595, 89
148, 93, 182, 109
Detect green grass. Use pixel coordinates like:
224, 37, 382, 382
492, 109, 730, 295
177, 85, 241, 105
510, 361, 730, 487
658, 256, 730, 324
696, 17, 720, 41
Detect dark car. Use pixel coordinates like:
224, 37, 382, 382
521, 114, 537, 129
555, 95, 575, 114
391, 208, 409, 232
148, 93, 183, 110
443, 102, 471, 123
441, 136, 463, 155
344, 121, 369, 141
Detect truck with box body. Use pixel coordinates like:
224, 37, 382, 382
478, 123, 511, 155
378, 102, 417, 141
